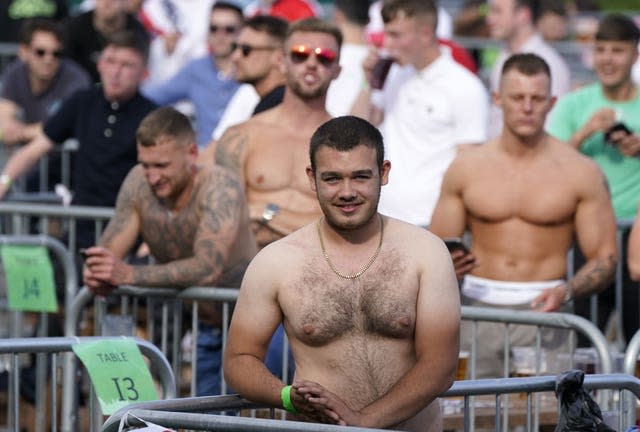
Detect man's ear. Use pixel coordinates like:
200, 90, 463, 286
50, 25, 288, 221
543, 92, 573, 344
306, 165, 317, 192
380, 160, 391, 186
492, 90, 501, 108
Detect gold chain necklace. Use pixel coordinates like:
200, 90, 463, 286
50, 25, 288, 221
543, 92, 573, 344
317, 215, 384, 280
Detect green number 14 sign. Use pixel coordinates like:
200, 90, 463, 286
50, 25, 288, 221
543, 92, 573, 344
0, 245, 58, 312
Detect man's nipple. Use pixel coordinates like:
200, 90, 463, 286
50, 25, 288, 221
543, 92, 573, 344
398, 316, 411, 328
302, 324, 315, 335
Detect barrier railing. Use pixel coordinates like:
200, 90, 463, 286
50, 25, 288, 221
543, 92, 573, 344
0, 202, 114, 252
101, 374, 640, 432
462, 305, 614, 377
0, 336, 175, 432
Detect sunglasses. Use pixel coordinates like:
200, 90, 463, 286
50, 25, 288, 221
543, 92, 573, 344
289, 45, 337, 67
34, 48, 63, 58
231, 42, 277, 57
209, 24, 238, 34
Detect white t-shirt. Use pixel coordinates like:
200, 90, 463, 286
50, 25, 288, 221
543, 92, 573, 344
212, 84, 260, 141
326, 43, 369, 117
376, 54, 489, 227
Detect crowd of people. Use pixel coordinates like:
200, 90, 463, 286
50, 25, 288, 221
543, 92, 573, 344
1, 0, 640, 430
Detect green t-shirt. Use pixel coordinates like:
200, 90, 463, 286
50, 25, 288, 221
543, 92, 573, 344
547, 82, 640, 219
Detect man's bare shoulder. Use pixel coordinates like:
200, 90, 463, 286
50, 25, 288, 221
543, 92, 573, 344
196, 164, 246, 200
547, 135, 604, 178
247, 223, 315, 273
383, 216, 449, 256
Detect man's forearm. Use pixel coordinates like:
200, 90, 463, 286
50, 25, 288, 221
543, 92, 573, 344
224, 353, 284, 407
130, 257, 222, 288
567, 254, 617, 299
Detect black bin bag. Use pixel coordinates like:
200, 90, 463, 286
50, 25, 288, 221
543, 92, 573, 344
554, 369, 615, 432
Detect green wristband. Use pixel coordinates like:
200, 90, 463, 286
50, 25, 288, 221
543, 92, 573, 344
280, 385, 297, 414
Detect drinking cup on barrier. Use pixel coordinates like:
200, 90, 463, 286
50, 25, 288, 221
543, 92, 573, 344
511, 346, 546, 377
573, 348, 599, 374
456, 351, 469, 381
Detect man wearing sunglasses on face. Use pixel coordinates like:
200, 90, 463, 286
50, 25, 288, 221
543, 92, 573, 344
0, 19, 90, 190
202, 14, 289, 153
214, 18, 342, 249
142, 1, 244, 148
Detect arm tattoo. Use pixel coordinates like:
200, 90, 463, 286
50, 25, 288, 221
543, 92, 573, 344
567, 254, 617, 298
215, 128, 248, 175
131, 168, 246, 288
100, 168, 144, 249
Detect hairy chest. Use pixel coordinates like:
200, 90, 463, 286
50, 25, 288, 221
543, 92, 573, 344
283, 253, 417, 346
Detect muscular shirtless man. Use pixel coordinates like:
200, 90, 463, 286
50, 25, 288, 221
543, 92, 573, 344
82, 107, 257, 395
214, 18, 342, 249
224, 116, 460, 432
429, 53, 617, 377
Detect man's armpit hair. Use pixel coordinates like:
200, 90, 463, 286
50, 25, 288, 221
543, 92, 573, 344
215, 129, 247, 172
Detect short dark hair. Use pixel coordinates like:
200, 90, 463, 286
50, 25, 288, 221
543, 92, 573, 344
211, 1, 244, 21
595, 13, 640, 45
334, 0, 370, 27
514, 0, 540, 23
309, 116, 384, 172
381, 0, 437, 29
501, 53, 550, 79
287, 18, 343, 49
244, 15, 289, 43
137, 107, 196, 147
19, 18, 63, 46
105, 30, 150, 63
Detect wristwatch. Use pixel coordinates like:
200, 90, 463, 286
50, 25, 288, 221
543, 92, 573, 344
261, 203, 280, 224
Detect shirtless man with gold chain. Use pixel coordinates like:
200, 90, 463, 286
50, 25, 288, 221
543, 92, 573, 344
224, 116, 460, 431
213, 18, 342, 249
429, 53, 618, 377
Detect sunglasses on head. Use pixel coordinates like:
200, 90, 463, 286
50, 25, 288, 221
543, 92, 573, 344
34, 48, 63, 58
289, 45, 337, 67
209, 24, 238, 34
231, 42, 277, 57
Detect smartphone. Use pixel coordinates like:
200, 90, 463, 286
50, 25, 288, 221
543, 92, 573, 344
443, 238, 469, 254
370, 56, 394, 90
604, 122, 632, 144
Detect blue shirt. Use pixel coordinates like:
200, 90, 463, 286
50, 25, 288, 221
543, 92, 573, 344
142, 55, 240, 147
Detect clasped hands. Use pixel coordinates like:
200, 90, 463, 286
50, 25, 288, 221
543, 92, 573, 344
289, 380, 364, 427
82, 246, 133, 296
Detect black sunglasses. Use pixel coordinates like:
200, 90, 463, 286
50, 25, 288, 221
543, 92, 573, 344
209, 24, 238, 34
231, 42, 278, 57
34, 48, 63, 58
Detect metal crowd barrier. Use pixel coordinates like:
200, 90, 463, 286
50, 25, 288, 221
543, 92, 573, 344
0, 202, 114, 253
100, 374, 640, 432
64, 286, 239, 398
462, 305, 614, 377
0, 336, 175, 432
1, 139, 78, 194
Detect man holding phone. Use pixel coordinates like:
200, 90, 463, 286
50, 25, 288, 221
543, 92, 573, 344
430, 53, 618, 377
547, 14, 640, 344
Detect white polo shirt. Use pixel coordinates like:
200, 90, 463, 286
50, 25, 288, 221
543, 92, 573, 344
375, 54, 489, 227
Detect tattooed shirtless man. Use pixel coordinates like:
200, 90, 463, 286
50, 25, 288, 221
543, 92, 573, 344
224, 116, 460, 432
83, 107, 257, 395
430, 54, 618, 377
